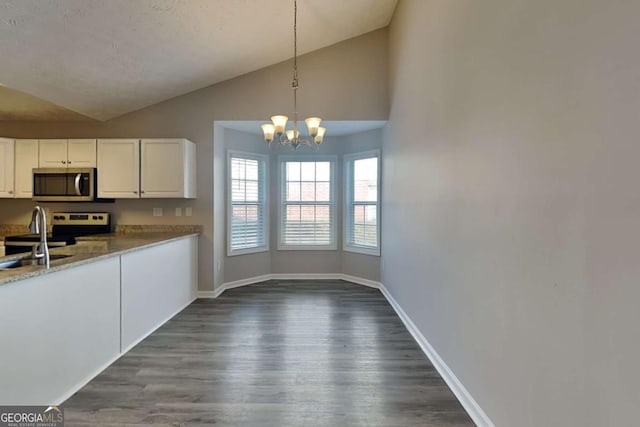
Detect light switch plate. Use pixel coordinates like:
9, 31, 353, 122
175, 207, 182, 217
153, 208, 163, 217
185, 207, 193, 217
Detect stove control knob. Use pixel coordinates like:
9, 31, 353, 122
92, 216, 98, 220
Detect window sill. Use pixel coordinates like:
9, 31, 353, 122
343, 245, 380, 257
227, 246, 270, 257
277, 244, 338, 251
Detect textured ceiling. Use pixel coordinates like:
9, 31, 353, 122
0, 0, 397, 121
0, 84, 92, 121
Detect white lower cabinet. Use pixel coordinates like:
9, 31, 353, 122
0, 257, 121, 405
0, 235, 198, 405
121, 236, 197, 351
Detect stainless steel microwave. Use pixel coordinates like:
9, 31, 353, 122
33, 168, 97, 202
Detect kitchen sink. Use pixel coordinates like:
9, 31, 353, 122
0, 254, 72, 270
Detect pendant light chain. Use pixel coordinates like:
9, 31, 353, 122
260, 0, 326, 148
292, 0, 299, 139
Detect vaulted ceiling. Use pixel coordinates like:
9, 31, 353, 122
0, 0, 397, 121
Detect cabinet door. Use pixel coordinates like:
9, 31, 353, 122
68, 139, 97, 167
141, 139, 185, 198
14, 139, 39, 198
97, 139, 140, 198
39, 139, 68, 167
0, 138, 15, 197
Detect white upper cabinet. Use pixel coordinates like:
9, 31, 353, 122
0, 138, 15, 198
38, 139, 67, 167
67, 139, 97, 167
14, 139, 39, 198
97, 139, 141, 199
140, 139, 196, 199
39, 139, 96, 168
0, 136, 196, 200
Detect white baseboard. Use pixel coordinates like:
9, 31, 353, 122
225, 274, 272, 290
379, 285, 495, 427
341, 274, 382, 289
197, 290, 217, 298
55, 296, 196, 405
197, 273, 382, 299
271, 273, 343, 281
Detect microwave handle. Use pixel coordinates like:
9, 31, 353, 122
74, 173, 82, 196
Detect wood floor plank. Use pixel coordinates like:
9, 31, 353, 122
64, 280, 474, 426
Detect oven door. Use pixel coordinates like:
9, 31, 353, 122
33, 168, 95, 202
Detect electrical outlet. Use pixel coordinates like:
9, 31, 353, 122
185, 207, 193, 217
175, 207, 182, 217
153, 208, 163, 217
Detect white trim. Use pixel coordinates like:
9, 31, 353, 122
224, 274, 272, 290
271, 273, 343, 281
379, 284, 495, 427
197, 291, 218, 299
341, 274, 382, 289
55, 296, 196, 405
204, 274, 381, 298
343, 245, 381, 257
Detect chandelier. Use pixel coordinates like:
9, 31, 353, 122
261, 0, 326, 149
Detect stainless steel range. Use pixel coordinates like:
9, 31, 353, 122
4, 212, 111, 255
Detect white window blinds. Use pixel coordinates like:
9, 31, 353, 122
280, 159, 336, 249
345, 152, 380, 255
228, 153, 268, 255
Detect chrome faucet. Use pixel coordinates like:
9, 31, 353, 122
29, 206, 50, 268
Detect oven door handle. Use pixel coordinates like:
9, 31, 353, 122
74, 173, 82, 196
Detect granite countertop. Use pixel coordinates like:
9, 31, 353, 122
0, 231, 199, 286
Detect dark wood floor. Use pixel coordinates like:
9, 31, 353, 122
64, 280, 474, 426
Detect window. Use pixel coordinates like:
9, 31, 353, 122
227, 151, 268, 255
279, 157, 336, 250
344, 150, 380, 255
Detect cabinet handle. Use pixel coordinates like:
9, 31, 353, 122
61, 160, 66, 164
140, 190, 145, 194
8, 190, 13, 194
133, 191, 138, 194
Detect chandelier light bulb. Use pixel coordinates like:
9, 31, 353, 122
261, 124, 275, 143
271, 115, 288, 135
314, 127, 326, 144
305, 117, 322, 137
286, 129, 300, 141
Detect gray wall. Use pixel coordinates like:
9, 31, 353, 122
0, 28, 389, 292
219, 126, 382, 284
383, 0, 640, 426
